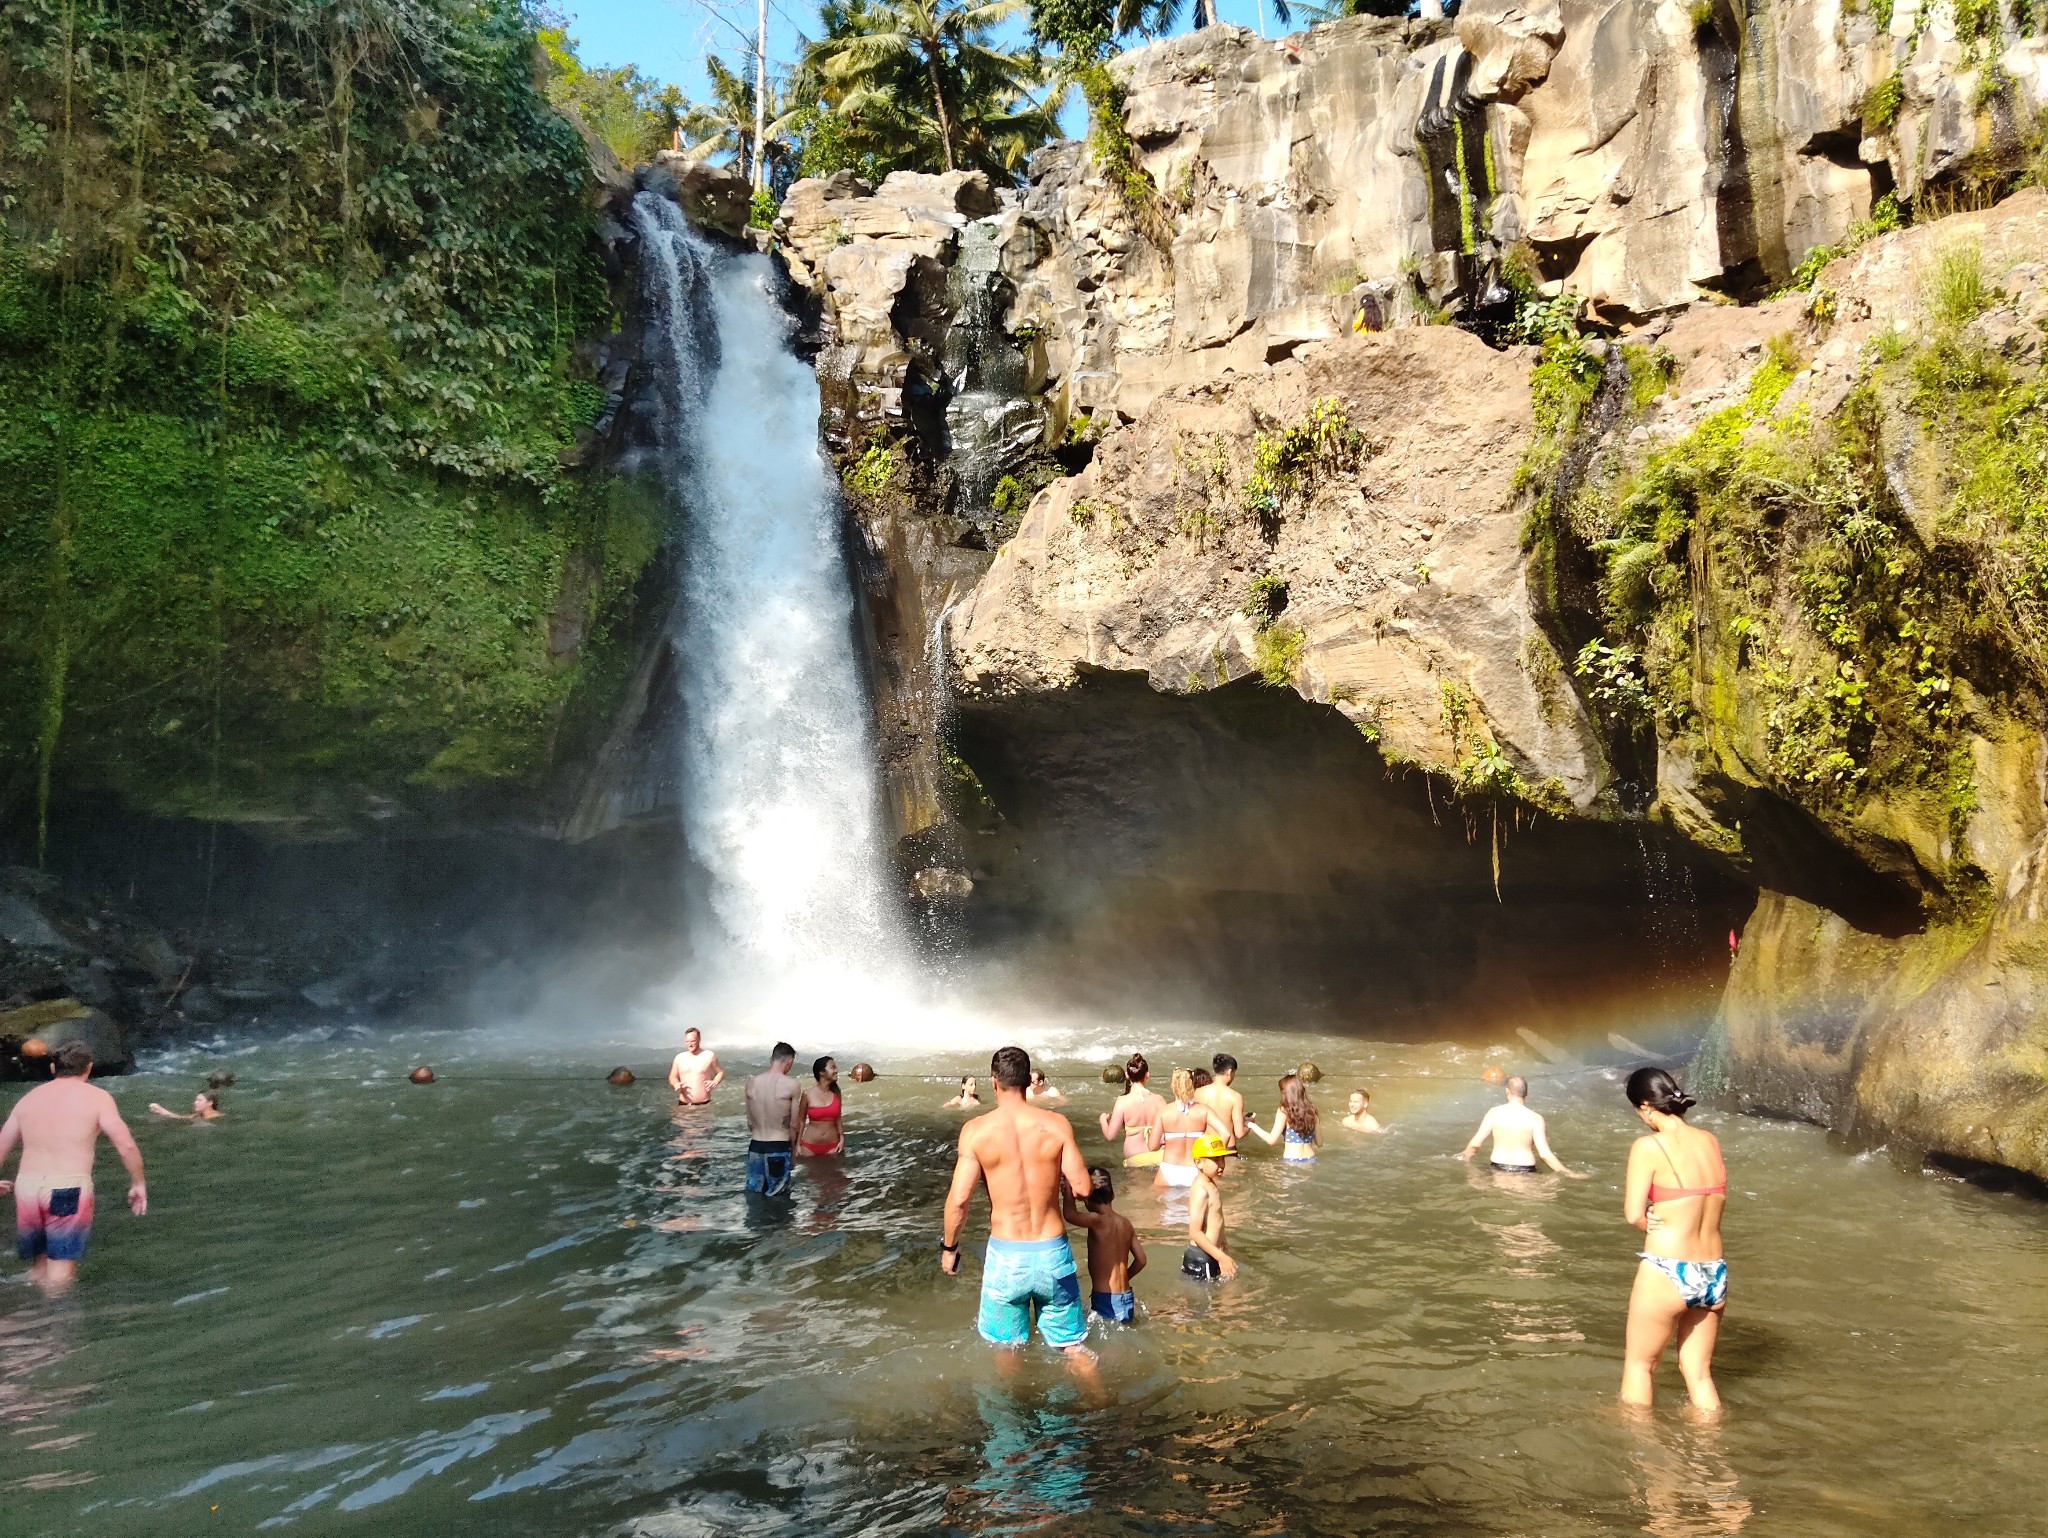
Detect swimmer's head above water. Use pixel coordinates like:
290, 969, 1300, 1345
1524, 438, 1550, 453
813, 1056, 837, 1086
1085, 1166, 1115, 1207
1348, 1090, 1369, 1115
1504, 1075, 1529, 1102
1211, 1053, 1237, 1084
1171, 1067, 1196, 1105
1124, 1051, 1150, 1088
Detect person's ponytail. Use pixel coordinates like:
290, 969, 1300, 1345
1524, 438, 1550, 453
1625, 1066, 1696, 1117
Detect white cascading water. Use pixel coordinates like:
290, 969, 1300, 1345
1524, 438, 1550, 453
631, 193, 912, 1023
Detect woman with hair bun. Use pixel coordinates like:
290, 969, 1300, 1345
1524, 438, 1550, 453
1621, 1066, 1729, 1414
1100, 1052, 1165, 1169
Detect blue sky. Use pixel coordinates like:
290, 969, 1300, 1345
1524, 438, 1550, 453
553, 0, 1293, 133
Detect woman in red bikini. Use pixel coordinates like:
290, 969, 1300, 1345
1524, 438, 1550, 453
798, 1056, 845, 1157
1621, 1066, 1728, 1415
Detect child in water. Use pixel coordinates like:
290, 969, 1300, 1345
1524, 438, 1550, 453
1183, 1134, 1238, 1280
1063, 1165, 1146, 1322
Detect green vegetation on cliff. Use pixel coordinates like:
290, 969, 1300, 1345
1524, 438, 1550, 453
1533, 285, 2045, 914
0, 0, 658, 838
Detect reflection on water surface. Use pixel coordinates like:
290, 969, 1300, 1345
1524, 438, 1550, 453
4, 1020, 2045, 1536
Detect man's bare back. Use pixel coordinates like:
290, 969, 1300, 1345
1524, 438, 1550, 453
953, 1098, 1088, 1243
942, 1048, 1093, 1358
1195, 1080, 1247, 1145
744, 1066, 805, 1141
1459, 1079, 1582, 1176
0, 1052, 147, 1292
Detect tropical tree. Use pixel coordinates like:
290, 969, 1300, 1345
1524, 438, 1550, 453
797, 0, 1056, 179
537, 25, 692, 164
684, 55, 806, 186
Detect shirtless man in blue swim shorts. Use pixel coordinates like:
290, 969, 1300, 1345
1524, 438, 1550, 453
941, 1046, 1096, 1370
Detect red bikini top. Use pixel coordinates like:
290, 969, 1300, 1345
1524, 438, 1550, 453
1649, 1135, 1726, 1202
805, 1093, 840, 1122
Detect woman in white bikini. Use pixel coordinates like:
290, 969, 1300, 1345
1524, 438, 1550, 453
1621, 1066, 1728, 1415
1100, 1052, 1165, 1169
1154, 1069, 1220, 1190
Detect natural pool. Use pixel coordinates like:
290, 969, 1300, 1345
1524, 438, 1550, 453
6, 1016, 2046, 1537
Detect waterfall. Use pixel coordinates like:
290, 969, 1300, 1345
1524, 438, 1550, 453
631, 193, 909, 1006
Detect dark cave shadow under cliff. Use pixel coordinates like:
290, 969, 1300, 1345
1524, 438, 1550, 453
950, 671, 1756, 1046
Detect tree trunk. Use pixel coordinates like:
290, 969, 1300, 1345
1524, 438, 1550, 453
923, 45, 956, 171
1195, 0, 1217, 27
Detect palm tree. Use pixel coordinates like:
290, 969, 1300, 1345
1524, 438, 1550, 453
682, 55, 800, 183
1114, 0, 1217, 32
800, 0, 1054, 176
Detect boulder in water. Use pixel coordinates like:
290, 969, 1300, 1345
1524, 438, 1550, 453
0, 894, 77, 952
207, 1070, 237, 1090
32, 1005, 133, 1075
910, 867, 974, 900
1102, 1064, 1127, 1085
181, 984, 225, 1023
849, 1063, 876, 1082
18, 1036, 49, 1059
607, 1066, 636, 1086
1297, 1061, 1323, 1084
409, 1066, 436, 1085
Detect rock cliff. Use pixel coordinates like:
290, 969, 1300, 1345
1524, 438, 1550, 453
777, 4, 2048, 1174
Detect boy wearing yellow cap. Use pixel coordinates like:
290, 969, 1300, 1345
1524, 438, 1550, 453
1183, 1133, 1238, 1280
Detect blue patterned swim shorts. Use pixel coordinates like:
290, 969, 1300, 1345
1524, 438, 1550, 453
747, 1139, 793, 1197
977, 1236, 1087, 1349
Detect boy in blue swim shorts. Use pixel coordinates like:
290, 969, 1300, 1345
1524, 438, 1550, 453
1063, 1165, 1146, 1324
940, 1046, 1098, 1369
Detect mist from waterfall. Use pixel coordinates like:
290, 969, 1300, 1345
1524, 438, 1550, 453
631, 193, 914, 1031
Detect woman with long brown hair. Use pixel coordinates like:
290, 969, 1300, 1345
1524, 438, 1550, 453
1246, 1073, 1320, 1162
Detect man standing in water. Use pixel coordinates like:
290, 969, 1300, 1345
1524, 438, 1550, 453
941, 1047, 1095, 1367
0, 1041, 147, 1294
744, 1042, 806, 1197
668, 1028, 724, 1105
1457, 1075, 1585, 1177
1195, 1053, 1249, 1147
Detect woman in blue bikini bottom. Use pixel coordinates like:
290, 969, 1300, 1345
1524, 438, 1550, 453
1620, 1066, 1730, 1415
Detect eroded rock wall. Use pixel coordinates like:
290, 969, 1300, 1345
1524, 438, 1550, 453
771, 6, 2048, 1171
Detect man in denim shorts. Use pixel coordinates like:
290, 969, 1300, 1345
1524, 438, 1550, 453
941, 1046, 1095, 1369
743, 1042, 805, 1197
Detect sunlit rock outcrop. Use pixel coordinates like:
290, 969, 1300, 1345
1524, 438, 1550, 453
774, 5, 2048, 1172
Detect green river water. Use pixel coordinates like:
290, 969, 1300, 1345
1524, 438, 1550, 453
5, 1015, 2045, 1537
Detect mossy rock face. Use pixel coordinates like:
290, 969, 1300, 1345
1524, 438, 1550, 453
1724, 884, 2048, 1181
0, 0, 658, 838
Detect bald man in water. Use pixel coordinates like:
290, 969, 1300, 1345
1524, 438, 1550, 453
1458, 1076, 1585, 1177
0, 1041, 147, 1294
941, 1046, 1095, 1366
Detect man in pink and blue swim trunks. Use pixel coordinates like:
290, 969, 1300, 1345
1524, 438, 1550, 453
0, 1040, 147, 1294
